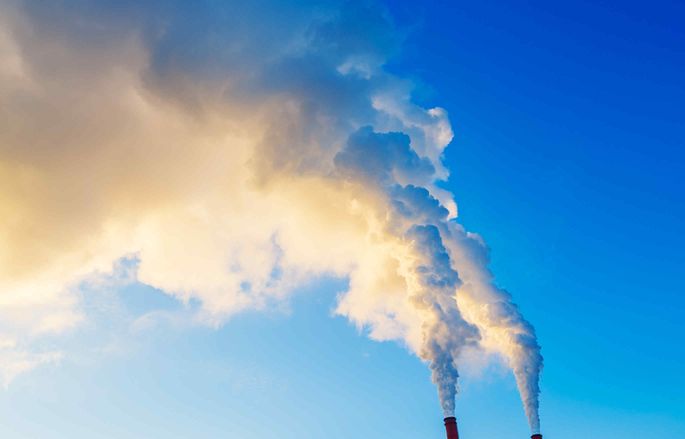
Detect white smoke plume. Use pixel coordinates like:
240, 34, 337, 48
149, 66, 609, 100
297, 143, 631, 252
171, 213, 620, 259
0, 0, 542, 430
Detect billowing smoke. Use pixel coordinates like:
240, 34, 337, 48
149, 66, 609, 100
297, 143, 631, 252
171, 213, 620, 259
0, 0, 541, 430
334, 129, 481, 417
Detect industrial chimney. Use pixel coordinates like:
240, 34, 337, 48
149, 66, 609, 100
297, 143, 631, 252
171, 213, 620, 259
531, 434, 543, 439
443, 417, 459, 439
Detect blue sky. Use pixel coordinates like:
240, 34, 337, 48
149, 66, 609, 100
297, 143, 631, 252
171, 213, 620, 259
0, 1, 683, 438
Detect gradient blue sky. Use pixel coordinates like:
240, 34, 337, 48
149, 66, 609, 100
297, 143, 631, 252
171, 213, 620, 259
1, 1, 684, 438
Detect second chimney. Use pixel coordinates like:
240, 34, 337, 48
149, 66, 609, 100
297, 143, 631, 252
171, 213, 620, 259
443, 417, 459, 439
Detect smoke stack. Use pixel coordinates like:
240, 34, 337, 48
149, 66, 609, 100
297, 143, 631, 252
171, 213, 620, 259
531, 434, 543, 439
443, 417, 459, 439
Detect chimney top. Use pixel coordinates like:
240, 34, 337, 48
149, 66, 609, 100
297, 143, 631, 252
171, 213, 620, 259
443, 417, 459, 439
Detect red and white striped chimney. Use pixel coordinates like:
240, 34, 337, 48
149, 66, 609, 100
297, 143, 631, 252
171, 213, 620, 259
443, 417, 459, 439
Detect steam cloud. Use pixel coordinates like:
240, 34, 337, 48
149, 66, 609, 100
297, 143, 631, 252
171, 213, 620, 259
0, 0, 542, 431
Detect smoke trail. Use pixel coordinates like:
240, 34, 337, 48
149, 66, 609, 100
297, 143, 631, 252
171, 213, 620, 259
334, 127, 542, 423
0, 0, 542, 428
333, 128, 479, 415
444, 223, 544, 431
